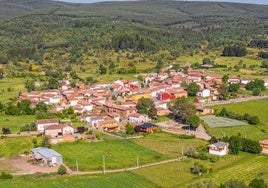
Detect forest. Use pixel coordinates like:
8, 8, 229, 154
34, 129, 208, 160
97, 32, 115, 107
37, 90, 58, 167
0, 0, 268, 82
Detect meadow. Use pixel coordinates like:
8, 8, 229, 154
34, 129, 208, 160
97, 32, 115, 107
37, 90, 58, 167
0, 137, 37, 158
131, 132, 208, 158
0, 115, 35, 133
0, 78, 26, 103
53, 139, 166, 171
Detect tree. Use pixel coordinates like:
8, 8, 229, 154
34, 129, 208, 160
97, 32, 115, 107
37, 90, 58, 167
2, 127, 11, 134
0, 172, 13, 179
222, 75, 229, 85
252, 88, 261, 96
0, 69, 4, 79
35, 102, 49, 114
25, 79, 35, 92
99, 64, 107, 75
261, 60, 268, 70
228, 83, 240, 93
57, 165, 67, 175
229, 136, 241, 155
248, 116, 260, 125
47, 78, 59, 89
136, 97, 157, 118
171, 97, 196, 122
249, 178, 266, 188
41, 136, 51, 148
125, 123, 135, 134
187, 83, 200, 96
246, 79, 265, 91
202, 58, 212, 65
186, 115, 200, 129
241, 138, 262, 154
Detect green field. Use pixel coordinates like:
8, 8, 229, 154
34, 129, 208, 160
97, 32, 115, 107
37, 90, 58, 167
0, 115, 35, 133
200, 115, 249, 128
131, 132, 208, 158
213, 99, 268, 125
0, 137, 37, 158
133, 152, 268, 187
53, 139, 165, 171
0, 78, 26, 103
0, 172, 157, 188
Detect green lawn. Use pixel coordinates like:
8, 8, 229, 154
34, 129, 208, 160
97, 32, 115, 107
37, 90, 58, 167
0, 115, 35, 133
53, 139, 165, 171
0, 172, 157, 188
131, 132, 208, 158
0, 137, 37, 157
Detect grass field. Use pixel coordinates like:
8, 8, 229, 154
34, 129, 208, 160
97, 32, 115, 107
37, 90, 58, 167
0, 172, 157, 188
53, 139, 165, 171
200, 115, 249, 128
0, 115, 35, 133
0, 137, 37, 158
131, 132, 208, 158
0, 78, 26, 103
132, 152, 268, 187
212, 98, 268, 125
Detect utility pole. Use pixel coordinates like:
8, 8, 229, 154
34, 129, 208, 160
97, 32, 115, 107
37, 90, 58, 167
103, 155, 105, 174
136, 155, 139, 168
76, 159, 79, 172
181, 146, 184, 156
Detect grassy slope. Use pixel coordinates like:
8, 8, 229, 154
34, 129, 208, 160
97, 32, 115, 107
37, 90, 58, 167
0, 115, 35, 133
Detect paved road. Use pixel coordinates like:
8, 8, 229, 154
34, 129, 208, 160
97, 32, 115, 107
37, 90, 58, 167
202, 95, 268, 107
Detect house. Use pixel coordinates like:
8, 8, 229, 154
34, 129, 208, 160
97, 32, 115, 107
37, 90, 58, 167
157, 92, 175, 101
209, 141, 229, 156
44, 124, 74, 138
259, 140, 268, 154
135, 123, 158, 133
31, 147, 63, 165
197, 89, 210, 98
36, 119, 59, 132
128, 113, 149, 124
101, 118, 119, 132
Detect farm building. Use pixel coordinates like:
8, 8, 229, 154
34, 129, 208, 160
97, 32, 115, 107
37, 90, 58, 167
135, 123, 158, 133
128, 113, 149, 124
209, 141, 229, 156
31, 147, 63, 165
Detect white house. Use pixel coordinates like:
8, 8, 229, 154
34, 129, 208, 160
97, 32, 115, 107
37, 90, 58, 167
209, 141, 229, 156
128, 113, 149, 124
197, 89, 210, 98
36, 119, 59, 132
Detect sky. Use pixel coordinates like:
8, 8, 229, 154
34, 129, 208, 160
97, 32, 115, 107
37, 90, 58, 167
53, 0, 268, 5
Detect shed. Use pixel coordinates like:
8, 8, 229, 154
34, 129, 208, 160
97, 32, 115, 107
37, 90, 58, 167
135, 123, 158, 133
31, 147, 63, 165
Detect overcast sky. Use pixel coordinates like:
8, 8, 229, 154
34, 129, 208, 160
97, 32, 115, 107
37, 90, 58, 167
54, 0, 268, 5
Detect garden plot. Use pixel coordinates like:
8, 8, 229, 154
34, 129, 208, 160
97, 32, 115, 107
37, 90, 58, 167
201, 115, 249, 128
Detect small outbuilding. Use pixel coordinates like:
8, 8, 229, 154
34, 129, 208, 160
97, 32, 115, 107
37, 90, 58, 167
135, 123, 158, 133
260, 140, 268, 154
31, 147, 63, 165
209, 141, 228, 156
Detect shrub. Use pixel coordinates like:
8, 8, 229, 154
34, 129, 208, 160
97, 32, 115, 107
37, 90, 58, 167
178, 134, 195, 139
0, 172, 13, 179
57, 165, 67, 175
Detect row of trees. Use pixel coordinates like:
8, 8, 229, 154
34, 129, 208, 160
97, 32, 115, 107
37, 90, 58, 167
222, 45, 247, 57
218, 107, 260, 125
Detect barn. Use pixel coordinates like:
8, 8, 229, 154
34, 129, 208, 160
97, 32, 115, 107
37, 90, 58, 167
31, 147, 63, 165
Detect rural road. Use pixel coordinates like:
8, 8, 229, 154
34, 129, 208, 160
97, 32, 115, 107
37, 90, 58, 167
202, 95, 268, 107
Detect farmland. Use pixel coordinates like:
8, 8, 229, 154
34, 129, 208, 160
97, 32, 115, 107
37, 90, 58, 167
133, 152, 268, 187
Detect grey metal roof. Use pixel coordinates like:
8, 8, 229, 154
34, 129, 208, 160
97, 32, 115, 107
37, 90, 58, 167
212, 142, 227, 148
31, 147, 62, 158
